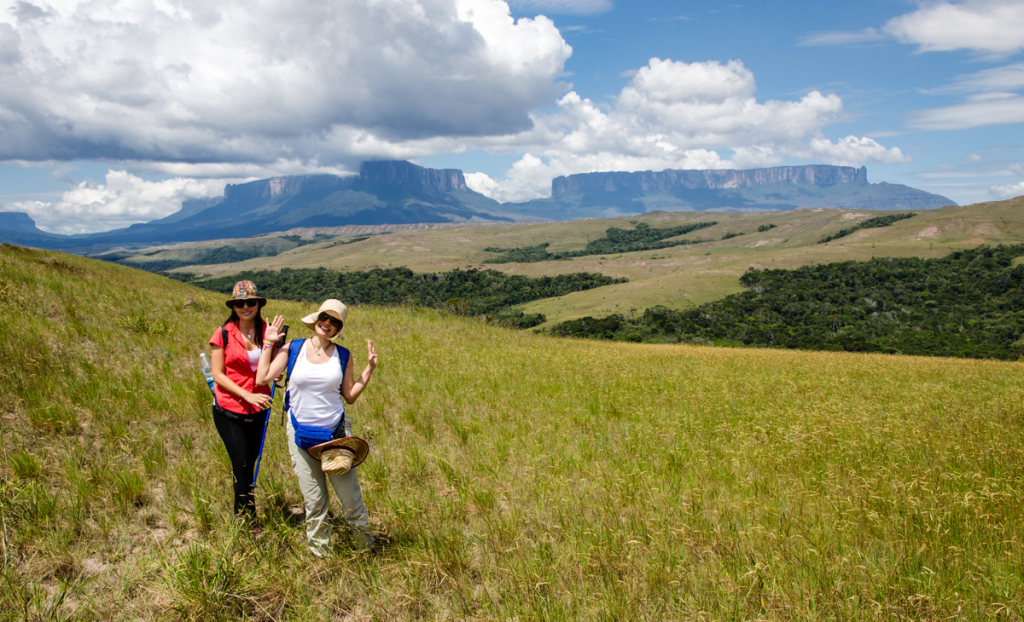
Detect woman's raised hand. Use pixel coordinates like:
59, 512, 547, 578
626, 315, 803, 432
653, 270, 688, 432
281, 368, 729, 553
367, 339, 378, 368
265, 315, 285, 343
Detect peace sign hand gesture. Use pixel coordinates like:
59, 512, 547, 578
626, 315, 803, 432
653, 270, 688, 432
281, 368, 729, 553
366, 339, 378, 368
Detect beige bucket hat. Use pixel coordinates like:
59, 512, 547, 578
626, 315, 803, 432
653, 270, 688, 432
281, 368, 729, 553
301, 299, 348, 341
308, 436, 369, 476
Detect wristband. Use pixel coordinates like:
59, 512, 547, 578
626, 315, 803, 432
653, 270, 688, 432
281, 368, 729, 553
262, 343, 275, 350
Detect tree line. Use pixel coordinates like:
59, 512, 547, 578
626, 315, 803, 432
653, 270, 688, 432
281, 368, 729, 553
482, 221, 718, 263
175, 266, 626, 329
818, 213, 916, 244
549, 244, 1024, 360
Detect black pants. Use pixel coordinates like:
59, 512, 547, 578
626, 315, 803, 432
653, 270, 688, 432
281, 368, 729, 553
212, 405, 268, 519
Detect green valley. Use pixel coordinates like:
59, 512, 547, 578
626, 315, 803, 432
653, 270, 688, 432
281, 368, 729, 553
103, 196, 1024, 329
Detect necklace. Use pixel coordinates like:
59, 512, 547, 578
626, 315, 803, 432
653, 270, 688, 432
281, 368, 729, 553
237, 321, 256, 347
312, 338, 330, 357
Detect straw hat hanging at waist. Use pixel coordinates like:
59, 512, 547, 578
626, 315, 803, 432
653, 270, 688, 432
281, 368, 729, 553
308, 436, 369, 476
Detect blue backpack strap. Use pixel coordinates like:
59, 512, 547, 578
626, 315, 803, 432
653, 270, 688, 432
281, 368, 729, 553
336, 346, 350, 426
283, 338, 306, 414
286, 338, 306, 379
338, 346, 350, 379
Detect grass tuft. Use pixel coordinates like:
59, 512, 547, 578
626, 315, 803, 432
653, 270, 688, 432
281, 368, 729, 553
117, 315, 169, 335
9, 452, 41, 480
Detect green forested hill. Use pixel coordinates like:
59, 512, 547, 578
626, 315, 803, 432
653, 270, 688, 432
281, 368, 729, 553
551, 244, 1024, 359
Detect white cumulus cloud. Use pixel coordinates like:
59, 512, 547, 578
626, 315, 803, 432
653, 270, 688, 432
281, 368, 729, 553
466, 58, 907, 202
883, 0, 1024, 55
0, 0, 571, 165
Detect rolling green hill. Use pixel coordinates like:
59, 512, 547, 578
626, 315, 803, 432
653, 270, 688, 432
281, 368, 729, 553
3, 244, 1024, 619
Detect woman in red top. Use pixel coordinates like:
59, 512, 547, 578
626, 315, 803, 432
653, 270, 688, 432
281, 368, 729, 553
209, 280, 273, 522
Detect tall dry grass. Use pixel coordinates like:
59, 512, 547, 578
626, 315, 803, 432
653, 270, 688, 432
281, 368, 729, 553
1, 243, 1023, 620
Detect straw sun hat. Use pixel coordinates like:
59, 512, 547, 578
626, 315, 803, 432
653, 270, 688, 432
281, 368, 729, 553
301, 299, 349, 340
308, 437, 369, 476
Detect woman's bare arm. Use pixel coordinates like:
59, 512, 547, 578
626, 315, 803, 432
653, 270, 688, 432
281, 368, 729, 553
256, 315, 291, 385
341, 339, 378, 404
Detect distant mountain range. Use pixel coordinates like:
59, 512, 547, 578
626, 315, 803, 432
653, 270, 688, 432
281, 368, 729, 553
0, 161, 956, 250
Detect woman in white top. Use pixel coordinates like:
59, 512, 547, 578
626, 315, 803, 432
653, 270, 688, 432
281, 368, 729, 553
257, 299, 378, 556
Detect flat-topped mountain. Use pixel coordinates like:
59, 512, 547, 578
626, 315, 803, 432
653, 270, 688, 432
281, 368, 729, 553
0, 211, 61, 246
1, 162, 958, 250
359, 160, 469, 192
2, 161, 517, 250
552, 164, 869, 196
508, 165, 954, 220
0, 211, 44, 233
102, 161, 515, 246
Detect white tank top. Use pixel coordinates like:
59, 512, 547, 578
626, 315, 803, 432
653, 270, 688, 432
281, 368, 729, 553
289, 341, 346, 428
247, 347, 260, 371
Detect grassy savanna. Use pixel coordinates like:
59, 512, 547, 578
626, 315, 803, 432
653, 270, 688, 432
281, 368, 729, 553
152, 197, 1024, 327
2, 244, 1024, 620
99, 223, 468, 272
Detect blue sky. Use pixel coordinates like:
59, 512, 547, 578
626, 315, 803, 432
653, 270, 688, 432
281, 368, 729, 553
1, 0, 1022, 233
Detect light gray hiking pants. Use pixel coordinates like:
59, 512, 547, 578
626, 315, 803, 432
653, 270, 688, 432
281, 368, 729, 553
286, 417, 374, 556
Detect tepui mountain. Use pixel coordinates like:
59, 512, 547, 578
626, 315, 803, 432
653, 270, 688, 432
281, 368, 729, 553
0, 160, 956, 250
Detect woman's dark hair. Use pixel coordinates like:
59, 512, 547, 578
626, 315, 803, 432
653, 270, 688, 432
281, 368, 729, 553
224, 303, 266, 347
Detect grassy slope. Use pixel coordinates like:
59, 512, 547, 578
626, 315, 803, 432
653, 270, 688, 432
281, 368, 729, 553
163, 197, 1024, 327
4, 244, 1024, 620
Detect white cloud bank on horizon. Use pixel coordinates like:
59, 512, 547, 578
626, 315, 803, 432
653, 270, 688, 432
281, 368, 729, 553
465, 58, 909, 203
990, 162, 1024, 199
991, 181, 1024, 199
0, 158, 368, 234
4, 171, 229, 235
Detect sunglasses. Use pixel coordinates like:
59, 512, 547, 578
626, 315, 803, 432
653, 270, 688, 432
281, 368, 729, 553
229, 299, 260, 309
318, 312, 343, 330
